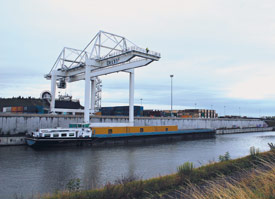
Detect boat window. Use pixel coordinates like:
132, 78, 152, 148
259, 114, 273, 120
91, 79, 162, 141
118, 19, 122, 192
69, 133, 75, 137
41, 130, 49, 133
53, 134, 59, 137
166, 128, 168, 131
61, 133, 67, 137
108, 129, 112, 134
44, 134, 51, 137
140, 128, 144, 133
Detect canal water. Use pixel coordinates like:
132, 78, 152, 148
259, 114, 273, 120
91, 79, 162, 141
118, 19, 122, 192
0, 131, 275, 199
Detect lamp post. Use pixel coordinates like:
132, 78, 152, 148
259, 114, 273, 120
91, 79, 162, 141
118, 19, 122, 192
170, 75, 174, 117
140, 98, 143, 106
224, 106, 226, 116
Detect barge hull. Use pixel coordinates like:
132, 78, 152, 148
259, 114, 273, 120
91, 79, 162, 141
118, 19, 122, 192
26, 129, 215, 147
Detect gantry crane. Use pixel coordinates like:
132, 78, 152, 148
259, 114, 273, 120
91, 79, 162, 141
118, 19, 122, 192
45, 30, 161, 125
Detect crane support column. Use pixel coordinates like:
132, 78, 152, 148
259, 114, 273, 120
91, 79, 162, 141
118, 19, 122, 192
129, 69, 135, 124
50, 70, 57, 113
91, 79, 96, 114
84, 65, 91, 123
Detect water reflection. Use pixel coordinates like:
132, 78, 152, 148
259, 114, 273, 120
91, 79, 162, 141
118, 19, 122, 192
0, 131, 275, 199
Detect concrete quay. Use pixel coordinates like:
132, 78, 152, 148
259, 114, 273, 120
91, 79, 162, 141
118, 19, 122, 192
0, 136, 25, 146
0, 113, 268, 135
216, 127, 273, 135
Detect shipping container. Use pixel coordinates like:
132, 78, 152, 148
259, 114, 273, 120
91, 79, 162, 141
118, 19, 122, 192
11, 107, 18, 112
36, 106, 44, 114
92, 127, 127, 135
141, 126, 155, 132
155, 126, 178, 132
181, 115, 192, 118
91, 125, 179, 135
24, 106, 37, 113
3, 107, 11, 112
126, 127, 146, 133
100, 106, 143, 116
17, 106, 23, 112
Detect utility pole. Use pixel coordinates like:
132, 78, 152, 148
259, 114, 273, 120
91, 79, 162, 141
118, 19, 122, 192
170, 75, 174, 117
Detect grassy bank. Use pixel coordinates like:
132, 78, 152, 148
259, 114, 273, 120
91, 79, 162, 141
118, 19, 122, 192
172, 162, 275, 199
44, 148, 275, 199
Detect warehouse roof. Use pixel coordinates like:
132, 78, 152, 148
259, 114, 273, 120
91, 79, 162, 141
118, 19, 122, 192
0, 97, 49, 110
0, 97, 83, 111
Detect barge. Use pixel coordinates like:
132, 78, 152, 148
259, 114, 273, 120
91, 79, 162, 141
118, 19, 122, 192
25, 125, 215, 147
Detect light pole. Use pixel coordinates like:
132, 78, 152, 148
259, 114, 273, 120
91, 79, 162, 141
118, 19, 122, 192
210, 105, 213, 118
224, 106, 226, 116
140, 98, 143, 106
170, 74, 174, 117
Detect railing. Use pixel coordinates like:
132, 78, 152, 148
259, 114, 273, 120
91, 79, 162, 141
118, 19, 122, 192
98, 46, 161, 60
127, 46, 161, 57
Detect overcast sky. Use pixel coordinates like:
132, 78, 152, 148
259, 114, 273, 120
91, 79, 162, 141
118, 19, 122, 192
0, 0, 275, 117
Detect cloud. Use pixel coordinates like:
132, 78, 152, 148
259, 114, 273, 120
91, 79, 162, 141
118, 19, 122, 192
1, 0, 275, 116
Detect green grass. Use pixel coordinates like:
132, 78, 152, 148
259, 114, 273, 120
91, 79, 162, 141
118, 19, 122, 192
172, 160, 275, 199
44, 150, 275, 199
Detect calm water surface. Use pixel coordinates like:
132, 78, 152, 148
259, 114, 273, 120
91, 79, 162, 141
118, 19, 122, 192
1, 131, 275, 199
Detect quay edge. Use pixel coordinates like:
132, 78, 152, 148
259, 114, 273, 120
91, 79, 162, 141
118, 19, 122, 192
0, 113, 269, 135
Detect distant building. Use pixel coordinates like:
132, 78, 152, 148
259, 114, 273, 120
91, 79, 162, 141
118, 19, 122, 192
143, 110, 164, 117
142, 109, 218, 118
0, 95, 83, 115
0, 97, 49, 114
178, 109, 218, 118
100, 106, 143, 116
162, 110, 179, 117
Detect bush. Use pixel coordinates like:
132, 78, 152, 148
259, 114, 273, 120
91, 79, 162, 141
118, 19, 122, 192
250, 146, 260, 156
177, 162, 194, 176
66, 178, 81, 192
268, 143, 275, 151
219, 152, 231, 162
114, 174, 140, 185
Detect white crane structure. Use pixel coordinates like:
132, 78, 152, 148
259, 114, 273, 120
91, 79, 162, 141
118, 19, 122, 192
45, 30, 161, 125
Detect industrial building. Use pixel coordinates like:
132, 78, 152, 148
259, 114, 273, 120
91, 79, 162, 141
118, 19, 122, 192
142, 109, 218, 118
0, 95, 83, 115
178, 109, 218, 118
0, 96, 218, 119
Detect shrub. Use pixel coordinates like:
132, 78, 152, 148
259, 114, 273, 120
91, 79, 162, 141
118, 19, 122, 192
177, 162, 194, 176
114, 174, 140, 185
219, 152, 231, 162
268, 143, 275, 151
250, 146, 260, 156
66, 178, 81, 192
